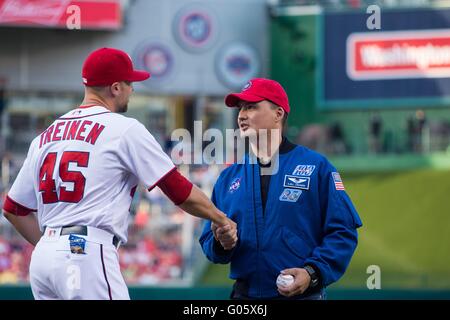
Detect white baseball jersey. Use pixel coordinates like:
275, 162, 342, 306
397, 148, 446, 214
8, 105, 175, 243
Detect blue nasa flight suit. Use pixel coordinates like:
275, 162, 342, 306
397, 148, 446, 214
199, 139, 362, 299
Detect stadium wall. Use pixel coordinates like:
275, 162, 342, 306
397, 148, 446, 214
1, 285, 450, 300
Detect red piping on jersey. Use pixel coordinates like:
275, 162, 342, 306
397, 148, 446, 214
59, 111, 111, 120
2, 195, 37, 216
79, 104, 98, 109
147, 166, 177, 191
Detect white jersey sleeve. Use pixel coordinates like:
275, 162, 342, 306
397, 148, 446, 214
118, 121, 175, 190
8, 141, 38, 210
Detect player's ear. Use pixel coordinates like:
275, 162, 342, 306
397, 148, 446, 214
110, 82, 121, 97
275, 106, 284, 124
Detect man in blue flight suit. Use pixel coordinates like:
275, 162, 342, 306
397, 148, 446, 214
199, 78, 362, 300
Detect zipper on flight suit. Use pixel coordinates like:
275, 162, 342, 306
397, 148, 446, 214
252, 163, 262, 298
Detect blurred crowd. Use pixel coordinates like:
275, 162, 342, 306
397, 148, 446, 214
296, 110, 450, 155
0, 235, 33, 284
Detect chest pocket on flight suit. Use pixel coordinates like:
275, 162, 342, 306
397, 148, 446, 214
280, 227, 314, 261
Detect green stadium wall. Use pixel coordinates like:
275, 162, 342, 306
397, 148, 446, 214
1, 285, 450, 300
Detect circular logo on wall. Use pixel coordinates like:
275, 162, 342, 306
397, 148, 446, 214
173, 4, 218, 53
216, 42, 260, 89
134, 42, 174, 85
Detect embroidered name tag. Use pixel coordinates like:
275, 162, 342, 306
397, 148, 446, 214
283, 175, 310, 190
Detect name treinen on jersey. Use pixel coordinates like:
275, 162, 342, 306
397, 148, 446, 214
39, 120, 105, 148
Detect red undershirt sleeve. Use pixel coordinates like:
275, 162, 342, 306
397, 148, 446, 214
2, 195, 36, 216
156, 169, 193, 205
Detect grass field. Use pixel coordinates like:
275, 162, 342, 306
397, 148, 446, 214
199, 169, 450, 289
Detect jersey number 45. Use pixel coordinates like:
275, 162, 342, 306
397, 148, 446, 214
39, 151, 89, 204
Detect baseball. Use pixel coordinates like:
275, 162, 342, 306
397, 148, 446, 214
276, 274, 294, 288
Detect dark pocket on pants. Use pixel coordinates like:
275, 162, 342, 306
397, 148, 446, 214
230, 279, 250, 300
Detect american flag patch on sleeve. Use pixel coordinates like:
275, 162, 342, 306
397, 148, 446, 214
332, 172, 345, 190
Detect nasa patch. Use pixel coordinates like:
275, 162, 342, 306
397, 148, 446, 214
229, 178, 241, 193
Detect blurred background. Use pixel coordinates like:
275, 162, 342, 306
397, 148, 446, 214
0, 0, 450, 299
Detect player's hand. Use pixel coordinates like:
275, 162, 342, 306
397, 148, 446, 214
277, 268, 311, 297
211, 222, 219, 241
212, 219, 238, 250
211, 218, 234, 241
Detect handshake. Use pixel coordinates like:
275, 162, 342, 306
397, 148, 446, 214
211, 215, 238, 251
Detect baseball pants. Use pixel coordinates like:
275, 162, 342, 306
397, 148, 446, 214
29, 226, 130, 300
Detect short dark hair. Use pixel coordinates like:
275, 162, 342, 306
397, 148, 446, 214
270, 103, 288, 128
86, 85, 109, 94
87, 81, 131, 93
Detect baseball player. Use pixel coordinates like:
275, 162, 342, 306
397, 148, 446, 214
200, 78, 362, 300
1, 48, 237, 300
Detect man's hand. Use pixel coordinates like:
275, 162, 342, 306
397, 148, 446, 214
277, 268, 311, 297
211, 218, 238, 251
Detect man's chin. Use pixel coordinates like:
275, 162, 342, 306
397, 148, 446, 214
240, 128, 257, 138
118, 104, 128, 113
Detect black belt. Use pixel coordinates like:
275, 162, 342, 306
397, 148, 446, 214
59, 226, 120, 248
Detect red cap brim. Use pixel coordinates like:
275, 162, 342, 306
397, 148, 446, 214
127, 70, 151, 82
224, 92, 264, 107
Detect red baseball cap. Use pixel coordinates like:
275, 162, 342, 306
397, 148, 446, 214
82, 47, 150, 86
224, 78, 290, 114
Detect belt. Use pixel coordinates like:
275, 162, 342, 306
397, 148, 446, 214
60, 226, 120, 248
